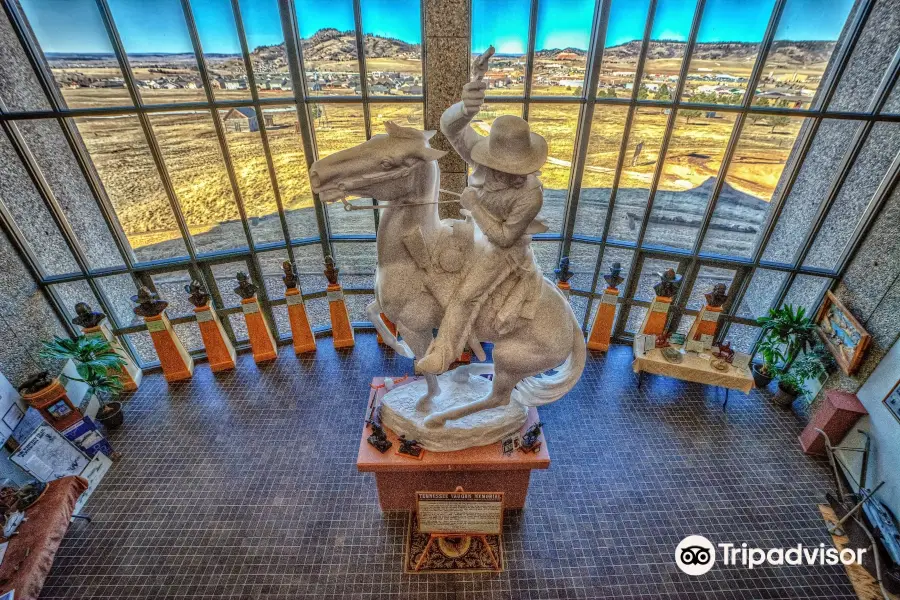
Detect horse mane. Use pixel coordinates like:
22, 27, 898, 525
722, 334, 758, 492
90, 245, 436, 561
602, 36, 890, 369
385, 121, 436, 141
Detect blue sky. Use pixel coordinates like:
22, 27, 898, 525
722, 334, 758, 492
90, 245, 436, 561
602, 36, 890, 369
22, 0, 853, 54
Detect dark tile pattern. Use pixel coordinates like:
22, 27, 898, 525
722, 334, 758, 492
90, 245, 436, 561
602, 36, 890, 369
42, 335, 855, 599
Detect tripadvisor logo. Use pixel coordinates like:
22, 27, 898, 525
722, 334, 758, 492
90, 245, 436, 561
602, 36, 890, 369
675, 535, 867, 576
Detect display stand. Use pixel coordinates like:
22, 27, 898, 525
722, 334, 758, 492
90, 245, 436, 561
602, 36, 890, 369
143, 313, 194, 382
80, 324, 142, 391
327, 283, 355, 349
357, 378, 550, 511
285, 288, 316, 354
377, 313, 398, 345
193, 304, 236, 372
687, 304, 722, 342
240, 297, 278, 363
587, 287, 619, 351
639, 296, 672, 336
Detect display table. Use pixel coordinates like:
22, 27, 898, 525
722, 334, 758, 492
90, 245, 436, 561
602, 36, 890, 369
357, 378, 550, 511
0, 476, 89, 600
632, 345, 754, 410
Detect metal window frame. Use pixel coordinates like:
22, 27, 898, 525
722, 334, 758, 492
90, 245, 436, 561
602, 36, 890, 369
0, 0, 897, 369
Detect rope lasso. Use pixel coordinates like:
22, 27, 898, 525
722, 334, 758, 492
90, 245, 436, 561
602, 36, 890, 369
339, 189, 462, 211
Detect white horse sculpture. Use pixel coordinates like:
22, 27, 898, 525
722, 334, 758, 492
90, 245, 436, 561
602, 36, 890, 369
309, 122, 585, 432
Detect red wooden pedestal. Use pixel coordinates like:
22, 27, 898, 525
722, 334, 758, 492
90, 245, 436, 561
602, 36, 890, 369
357, 378, 550, 511
799, 390, 868, 455
587, 287, 618, 351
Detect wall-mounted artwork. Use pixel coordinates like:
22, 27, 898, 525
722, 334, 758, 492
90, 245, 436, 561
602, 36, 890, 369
815, 291, 871, 376
884, 380, 900, 426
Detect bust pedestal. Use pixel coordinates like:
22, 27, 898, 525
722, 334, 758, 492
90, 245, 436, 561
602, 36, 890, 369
285, 288, 316, 354
81, 324, 142, 391
358, 377, 549, 511
587, 287, 619, 351
376, 312, 397, 345
143, 313, 194, 382
640, 296, 672, 336
327, 283, 355, 349
687, 304, 722, 342
193, 305, 235, 372
240, 298, 278, 364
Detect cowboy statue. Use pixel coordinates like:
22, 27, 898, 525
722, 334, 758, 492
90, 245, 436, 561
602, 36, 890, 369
417, 46, 549, 375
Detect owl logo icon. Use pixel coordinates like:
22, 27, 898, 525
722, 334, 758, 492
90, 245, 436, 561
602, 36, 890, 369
675, 535, 716, 576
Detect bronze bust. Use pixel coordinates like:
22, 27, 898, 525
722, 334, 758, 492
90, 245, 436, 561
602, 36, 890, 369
282, 260, 298, 290
132, 286, 168, 317
323, 256, 339, 286
705, 283, 728, 308
653, 268, 682, 298
234, 272, 257, 300
554, 256, 573, 284
185, 280, 210, 308
71, 302, 106, 328
604, 262, 624, 290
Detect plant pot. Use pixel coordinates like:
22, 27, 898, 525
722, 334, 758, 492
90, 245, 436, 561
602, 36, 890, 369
97, 401, 124, 429
751, 364, 774, 388
773, 381, 799, 408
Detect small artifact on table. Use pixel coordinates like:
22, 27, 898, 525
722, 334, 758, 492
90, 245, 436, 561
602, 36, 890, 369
712, 342, 734, 363
397, 435, 424, 459
519, 422, 543, 454
710, 357, 730, 372
366, 418, 392, 454
669, 332, 686, 346
661, 347, 683, 364
655, 333, 671, 348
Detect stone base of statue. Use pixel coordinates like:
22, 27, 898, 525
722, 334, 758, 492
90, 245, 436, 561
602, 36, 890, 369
358, 377, 549, 511
380, 371, 528, 452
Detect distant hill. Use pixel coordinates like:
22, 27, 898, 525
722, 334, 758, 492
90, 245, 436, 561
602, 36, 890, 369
250, 28, 419, 65
534, 39, 836, 67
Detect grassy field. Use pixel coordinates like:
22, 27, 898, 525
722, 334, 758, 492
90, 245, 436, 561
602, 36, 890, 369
68, 75, 798, 260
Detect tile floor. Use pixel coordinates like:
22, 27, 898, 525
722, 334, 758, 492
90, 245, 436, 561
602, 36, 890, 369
42, 334, 855, 599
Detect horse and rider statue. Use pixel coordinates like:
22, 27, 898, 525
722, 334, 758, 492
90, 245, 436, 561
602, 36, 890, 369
309, 47, 585, 436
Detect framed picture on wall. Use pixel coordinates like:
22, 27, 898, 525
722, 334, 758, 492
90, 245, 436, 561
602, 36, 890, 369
883, 380, 900, 426
815, 291, 871, 376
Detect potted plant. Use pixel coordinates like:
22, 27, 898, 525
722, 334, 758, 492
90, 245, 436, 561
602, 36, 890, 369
751, 335, 784, 388
772, 346, 835, 408
756, 305, 817, 372
39, 336, 127, 429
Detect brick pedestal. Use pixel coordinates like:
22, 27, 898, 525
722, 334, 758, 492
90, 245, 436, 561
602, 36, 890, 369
799, 390, 868, 455
143, 313, 194, 382
640, 296, 672, 336
193, 305, 235, 372
587, 287, 618, 351
286, 288, 316, 354
688, 304, 722, 342
328, 283, 355, 349
241, 298, 278, 364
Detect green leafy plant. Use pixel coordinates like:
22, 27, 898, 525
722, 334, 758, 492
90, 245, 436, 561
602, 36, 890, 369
756, 304, 817, 374
39, 336, 126, 406
779, 347, 833, 397
756, 336, 786, 377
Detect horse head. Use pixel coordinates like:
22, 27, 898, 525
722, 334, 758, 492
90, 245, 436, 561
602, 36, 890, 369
309, 121, 446, 205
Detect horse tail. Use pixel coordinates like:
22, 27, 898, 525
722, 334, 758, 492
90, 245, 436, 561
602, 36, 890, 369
366, 300, 415, 358
515, 312, 587, 407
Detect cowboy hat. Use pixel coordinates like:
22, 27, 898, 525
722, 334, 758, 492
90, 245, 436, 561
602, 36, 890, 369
471, 115, 548, 175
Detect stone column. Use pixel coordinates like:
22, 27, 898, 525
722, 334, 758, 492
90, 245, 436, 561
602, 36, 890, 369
423, 0, 470, 220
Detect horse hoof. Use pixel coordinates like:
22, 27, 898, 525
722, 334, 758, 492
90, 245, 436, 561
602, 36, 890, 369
416, 394, 433, 412
423, 414, 444, 428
